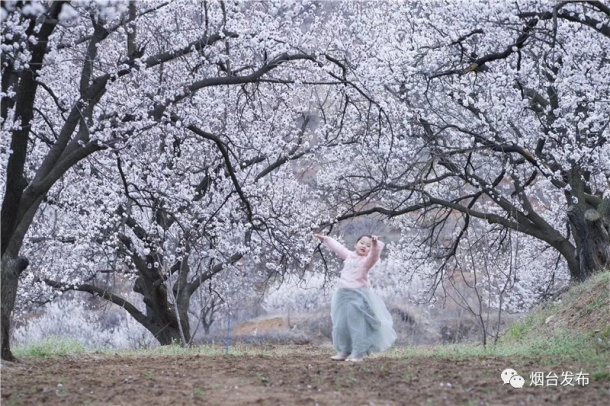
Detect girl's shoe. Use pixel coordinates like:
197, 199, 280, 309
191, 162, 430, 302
345, 354, 364, 362
331, 353, 349, 361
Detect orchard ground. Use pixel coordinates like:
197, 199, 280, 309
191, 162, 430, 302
2, 341, 609, 406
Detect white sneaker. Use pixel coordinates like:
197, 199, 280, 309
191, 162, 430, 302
330, 353, 349, 361
345, 354, 364, 362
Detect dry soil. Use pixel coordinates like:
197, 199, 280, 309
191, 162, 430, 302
1, 346, 609, 405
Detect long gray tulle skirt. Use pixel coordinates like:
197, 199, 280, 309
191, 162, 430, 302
331, 288, 397, 356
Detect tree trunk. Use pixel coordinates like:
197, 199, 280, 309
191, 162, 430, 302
1, 256, 29, 361
0, 3, 64, 362
564, 168, 610, 282
154, 323, 188, 346
133, 263, 191, 345
146, 298, 190, 346
567, 200, 610, 282
133, 299, 191, 346
0, 195, 43, 361
201, 300, 217, 337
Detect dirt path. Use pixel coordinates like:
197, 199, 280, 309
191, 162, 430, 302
1, 347, 608, 405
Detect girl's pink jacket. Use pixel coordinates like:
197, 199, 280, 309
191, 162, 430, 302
322, 236, 384, 289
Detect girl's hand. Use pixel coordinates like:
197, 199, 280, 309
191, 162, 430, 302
314, 233, 326, 242
371, 235, 380, 245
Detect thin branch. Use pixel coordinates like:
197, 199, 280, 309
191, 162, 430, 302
185, 124, 253, 221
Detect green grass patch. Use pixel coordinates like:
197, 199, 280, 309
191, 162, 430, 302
13, 336, 85, 358
597, 325, 610, 339
566, 271, 610, 297
110, 342, 328, 358
582, 288, 609, 316
506, 321, 529, 341
12, 337, 609, 373
382, 333, 609, 369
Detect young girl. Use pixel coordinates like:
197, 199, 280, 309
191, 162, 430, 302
314, 233, 397, 362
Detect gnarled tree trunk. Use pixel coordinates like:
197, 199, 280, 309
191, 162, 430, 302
566, 168, 610, 282
567, 201, 610, 282
0, 2, 64, 361
1, 256, 29, 361
132, 257, 191, 346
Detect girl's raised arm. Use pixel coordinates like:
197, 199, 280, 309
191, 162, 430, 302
363, 236, 385, 269
315, 234, 351, 260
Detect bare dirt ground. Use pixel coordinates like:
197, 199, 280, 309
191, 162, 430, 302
2, 346, 608, 406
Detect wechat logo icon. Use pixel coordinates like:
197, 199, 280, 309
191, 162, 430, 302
501, 368, 525, 388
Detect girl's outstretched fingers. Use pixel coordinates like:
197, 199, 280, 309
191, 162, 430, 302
314, 233, 326, 242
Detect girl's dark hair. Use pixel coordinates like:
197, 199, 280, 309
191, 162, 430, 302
356, 234, 372, 243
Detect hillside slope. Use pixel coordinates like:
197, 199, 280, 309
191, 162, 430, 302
504, 270, 610, 352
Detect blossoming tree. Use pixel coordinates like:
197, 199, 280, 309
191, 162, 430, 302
315, 1, 609, 288
1, 0, 365, 358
